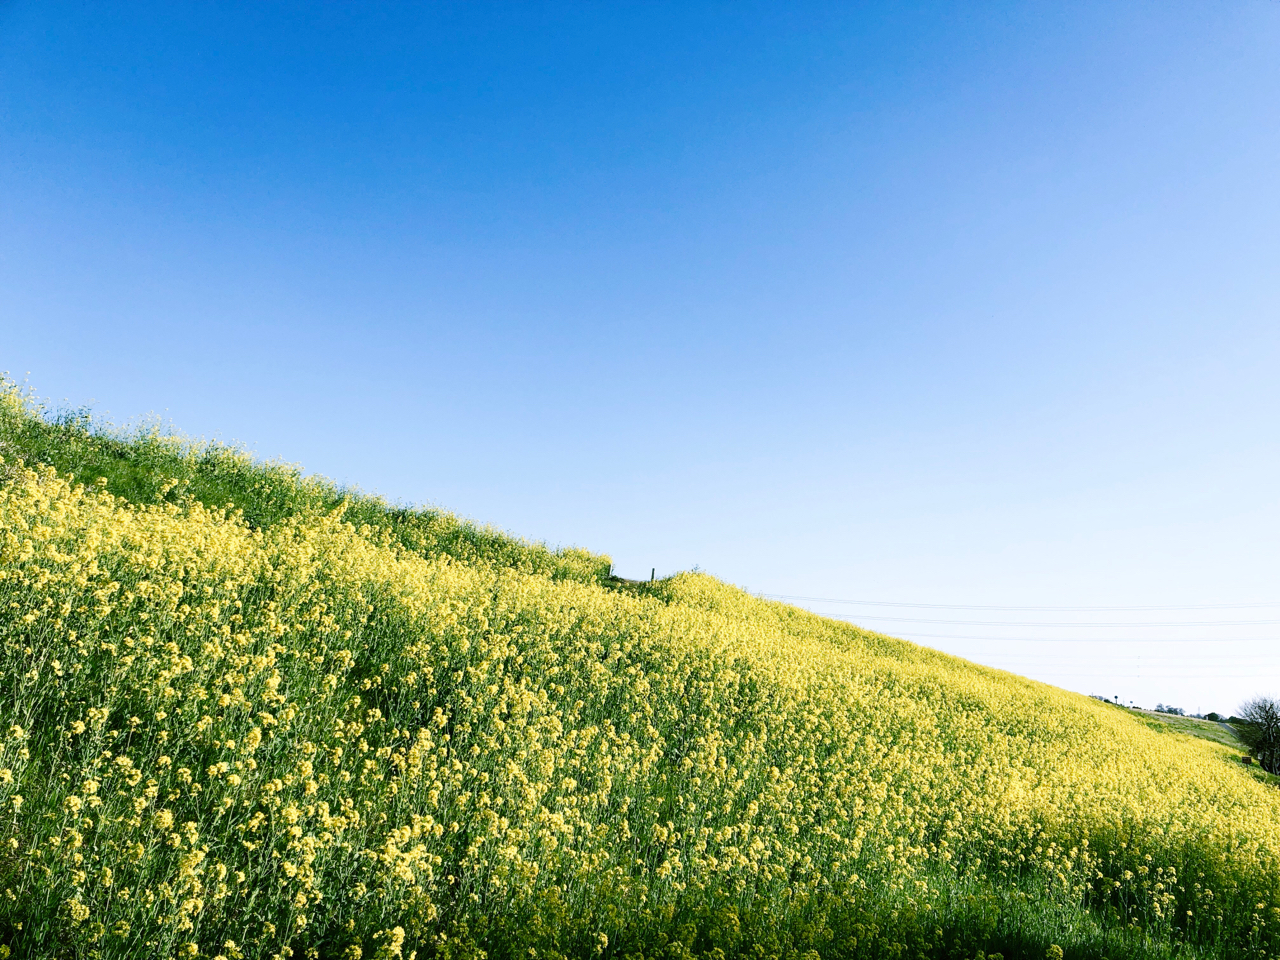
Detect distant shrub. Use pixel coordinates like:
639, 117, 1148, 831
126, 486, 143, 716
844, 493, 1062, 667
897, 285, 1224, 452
1237, 696, 1280, 774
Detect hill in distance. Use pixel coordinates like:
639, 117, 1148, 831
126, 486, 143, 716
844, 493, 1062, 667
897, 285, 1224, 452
1, 378, 1278, 960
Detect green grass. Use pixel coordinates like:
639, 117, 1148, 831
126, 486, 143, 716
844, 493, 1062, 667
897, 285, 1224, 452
0, 390, 613, 586
1132, 711, 1280, 788
1133, 711, 1243, 750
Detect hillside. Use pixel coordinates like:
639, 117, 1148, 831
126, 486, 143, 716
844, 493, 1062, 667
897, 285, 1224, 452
1133, 710, 1242, 750
2, 380, 1280, 960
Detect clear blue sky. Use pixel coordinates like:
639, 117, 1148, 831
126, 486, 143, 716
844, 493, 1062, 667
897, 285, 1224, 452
4, 1, 1280, 713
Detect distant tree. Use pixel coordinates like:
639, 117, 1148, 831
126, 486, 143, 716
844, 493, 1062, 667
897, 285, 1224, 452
1206, 712, 1221, 722
1236, 697, 1280, 774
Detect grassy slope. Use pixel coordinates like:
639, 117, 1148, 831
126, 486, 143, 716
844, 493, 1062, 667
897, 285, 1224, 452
1132, 711, 1280, 788
3, 382, 1280, 960
0, 396, 613, 587
1134, 711, 1242, 750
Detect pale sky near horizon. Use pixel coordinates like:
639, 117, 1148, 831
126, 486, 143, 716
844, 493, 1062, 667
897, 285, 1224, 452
3, 2, 1280, 715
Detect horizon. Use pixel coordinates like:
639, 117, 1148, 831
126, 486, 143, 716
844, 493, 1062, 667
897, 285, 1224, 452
4, 1, 1279, 714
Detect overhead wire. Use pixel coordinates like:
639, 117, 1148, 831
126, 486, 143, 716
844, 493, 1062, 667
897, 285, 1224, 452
762, 596, 1280, 669
888, 632, 1280, 643
803, 614, 1280, 627
763, 594, 1280, 612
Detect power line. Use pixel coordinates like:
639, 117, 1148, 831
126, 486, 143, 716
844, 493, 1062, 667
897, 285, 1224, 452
771, 598, 1280, 678
869, 630, 1280, 643
766, 594, 1280, 612
829, 615, 1280, 627
962, 660, 1274, 665
995, 673, 1278, 679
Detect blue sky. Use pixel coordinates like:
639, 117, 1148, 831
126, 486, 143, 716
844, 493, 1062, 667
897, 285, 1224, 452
4, 1, 1280, 712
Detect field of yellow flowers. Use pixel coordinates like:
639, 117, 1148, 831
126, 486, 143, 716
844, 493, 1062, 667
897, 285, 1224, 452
2, 379, 1280, 960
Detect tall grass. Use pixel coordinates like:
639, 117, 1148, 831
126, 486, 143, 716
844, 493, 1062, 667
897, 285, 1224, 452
0, 386, 611, 585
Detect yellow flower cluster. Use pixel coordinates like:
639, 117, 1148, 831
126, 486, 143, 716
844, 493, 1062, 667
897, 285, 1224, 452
1, 455, 1280, 958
